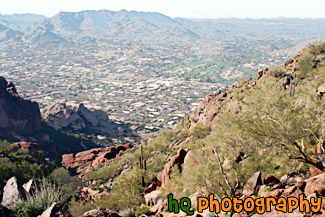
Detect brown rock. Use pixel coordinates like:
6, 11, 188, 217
144, 182, 159, 194
261, 189, 284, 198
80, 208, 120, 217
38, 203, 72, 217
305, 173, 325, 196
145, 190, 161, 207
77, 103, 109, 127
150, 200, 167, 213
264, 175, 280, 186
1, 177, 27, 209
62, 143, 133, 169
283, 186, 296, 197
242, 171, 262, 197
157, 149, 187, 188
44, 103, 86, 131
316, 84, 325, 97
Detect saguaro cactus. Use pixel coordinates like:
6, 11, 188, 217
289, 72, 297, 97
139, 144, 147, 186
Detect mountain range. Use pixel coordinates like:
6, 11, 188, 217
1, 10, 325, 44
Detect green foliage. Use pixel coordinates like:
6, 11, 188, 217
0, 140, 11, 152
69, 199, 95, 217
307, 42, 325, 55
298, 42, 325, 78
50, 167, 82, 196
85, 158, 123, 181
14, 179, 69, 217
135, 205, 151, 217
96, 169, 144, 211
190, 124, 211, 140
298, 53, 316, 78
267, 66, 283, 76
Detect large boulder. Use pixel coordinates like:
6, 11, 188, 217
80, 208, 120, 217
263, 175, 280, 186
23, 179, 40, 195
1, 177, 27, 209
44, 103, 111, 131
316, 84, 325, 97
157, 149, 187, 188
43, 103, 85, 130
144, 190, 162, 207
305, 173, 325, 196
77, 103, 109, 127
242, 171, 262, 197
38, 203, 72, 217
0, 76, 42, 139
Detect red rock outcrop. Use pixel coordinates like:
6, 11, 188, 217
188, 68, 268, 130
0, 76, 42, 139
157, 149, 187, 189
62, 143, 133, 169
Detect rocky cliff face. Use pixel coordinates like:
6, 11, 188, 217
0, 76, 42, 140
44, 102, 129, 137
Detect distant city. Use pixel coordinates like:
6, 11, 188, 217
1, 10, 325, 134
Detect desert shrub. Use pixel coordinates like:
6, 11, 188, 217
119, 208, 136, 217
298, 53, 316, 78
267, 66, 283, 76
69, 199, 95, 217
13, 179, 69, 217
85, 158, 123, 181
307, 42, 325, 55
298, 42, 325, 78
96, 169, 144, 211
190, 124, 211, 139
135, 205, 151, 217
50, 167, 82, 196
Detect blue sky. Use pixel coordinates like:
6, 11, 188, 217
0, 0, 324, 18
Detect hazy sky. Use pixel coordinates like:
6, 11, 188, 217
0, 0, 324, 19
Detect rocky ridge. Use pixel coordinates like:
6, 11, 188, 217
44, 102, 130, 137
0, 76, 42, 140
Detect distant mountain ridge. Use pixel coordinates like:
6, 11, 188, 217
38, 10, 199, 38
0, 10, 325, 44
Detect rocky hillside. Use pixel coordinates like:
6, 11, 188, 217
0, 43, 325, 217
80, 42, 325, 216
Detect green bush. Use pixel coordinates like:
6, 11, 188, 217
307, 42, 325, 55
298, 53, 316, 78
69, 199, 95, 217
190, 124, 211, 139
298, 42, 325, 78
14, 179, 69, 217
50, 167, 82, 196
267, 66, 283, 77
135, 205, 151, 217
